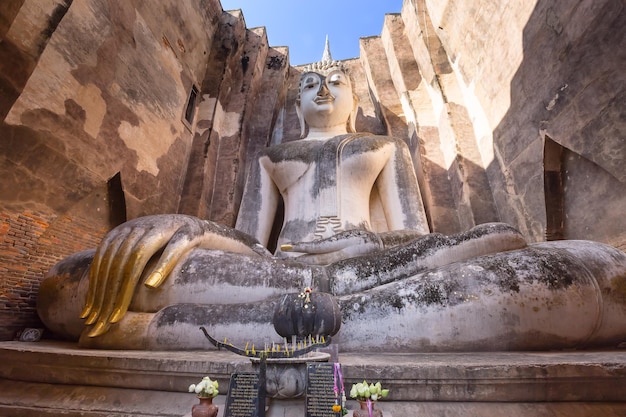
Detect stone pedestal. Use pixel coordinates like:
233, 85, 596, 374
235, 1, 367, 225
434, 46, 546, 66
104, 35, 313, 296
1, 341, 626, 416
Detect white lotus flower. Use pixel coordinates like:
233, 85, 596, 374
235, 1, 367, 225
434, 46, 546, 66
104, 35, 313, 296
349, 380, 390, 402
189, 376, 220, 397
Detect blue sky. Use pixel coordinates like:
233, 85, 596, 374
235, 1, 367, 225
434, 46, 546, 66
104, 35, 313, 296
219, 0, 404, 65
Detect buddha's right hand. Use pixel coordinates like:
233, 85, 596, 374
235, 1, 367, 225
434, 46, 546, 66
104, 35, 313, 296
280, 229, 384, 265
80, 214, 269, 337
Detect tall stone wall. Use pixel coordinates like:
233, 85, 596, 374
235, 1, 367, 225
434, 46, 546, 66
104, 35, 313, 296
0, 0, 289, 339
0, 0, 623, 340
415, 0, 625, 246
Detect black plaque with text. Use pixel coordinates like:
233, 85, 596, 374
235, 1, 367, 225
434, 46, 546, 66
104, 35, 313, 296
306, 362, 339, 417
224, 372, 259, 417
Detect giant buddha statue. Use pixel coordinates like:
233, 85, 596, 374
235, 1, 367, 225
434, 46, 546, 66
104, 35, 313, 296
38, 48, 626, 352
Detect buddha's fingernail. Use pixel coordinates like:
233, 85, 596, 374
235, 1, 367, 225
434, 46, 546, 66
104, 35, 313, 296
281, 244, 293, 251
144, 271, 163, 288
80, 305, 92, 319
85, 310, 99, 325
110, 308, 124, 323
88, 321, 107, 338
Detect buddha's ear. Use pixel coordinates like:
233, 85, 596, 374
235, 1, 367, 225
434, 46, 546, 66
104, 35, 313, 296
295, 99, 307, 138
347, 93, 359, 133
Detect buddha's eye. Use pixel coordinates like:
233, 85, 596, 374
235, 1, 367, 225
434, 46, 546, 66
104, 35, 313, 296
303, 75, 320, 90
328, 73, 345, 85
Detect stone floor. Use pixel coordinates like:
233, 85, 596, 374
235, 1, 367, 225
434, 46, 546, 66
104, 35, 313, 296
1, 340, 626, 416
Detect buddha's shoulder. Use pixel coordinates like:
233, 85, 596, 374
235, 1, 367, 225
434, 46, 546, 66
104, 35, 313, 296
259, 134, 408, 162
347, 134, 408, 148
336, 134, 409, 156
259, 139, 323, 163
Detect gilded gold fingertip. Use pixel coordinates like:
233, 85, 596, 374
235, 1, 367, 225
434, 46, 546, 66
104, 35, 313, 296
281, 244, 293, 251
110, 308, 124, 323
85, 310, 99, 325
144, 271, 163, 288
80, 305, 92, 319
87, 321, 107, 338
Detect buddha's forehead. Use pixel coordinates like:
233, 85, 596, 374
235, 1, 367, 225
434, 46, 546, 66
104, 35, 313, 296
301, 66, 346, 79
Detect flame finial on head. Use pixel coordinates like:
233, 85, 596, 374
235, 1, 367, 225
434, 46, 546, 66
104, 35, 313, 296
321, 35, 332, 64
302, 36, 347, 74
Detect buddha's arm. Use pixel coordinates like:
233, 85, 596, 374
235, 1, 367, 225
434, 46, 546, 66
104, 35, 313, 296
235, 155, 280, 247
376, 140, 429, 234
81, 214, 269, 337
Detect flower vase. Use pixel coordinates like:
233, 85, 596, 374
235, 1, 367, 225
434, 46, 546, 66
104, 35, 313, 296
192, 396, 218, 417
353, 400, 383, 417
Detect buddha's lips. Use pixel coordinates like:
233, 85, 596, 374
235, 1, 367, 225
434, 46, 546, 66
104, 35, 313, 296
314, 96, 334, 104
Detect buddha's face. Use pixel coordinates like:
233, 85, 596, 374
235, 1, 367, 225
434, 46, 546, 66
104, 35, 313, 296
298, 69, 354, 130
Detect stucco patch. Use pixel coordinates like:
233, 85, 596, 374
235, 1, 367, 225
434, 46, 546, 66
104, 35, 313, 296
213, 101, 242, 138
75, 83, 106, 138
118, 112, 178, 176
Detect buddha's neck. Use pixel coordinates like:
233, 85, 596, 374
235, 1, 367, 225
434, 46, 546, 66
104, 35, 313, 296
304, 126, 348, 141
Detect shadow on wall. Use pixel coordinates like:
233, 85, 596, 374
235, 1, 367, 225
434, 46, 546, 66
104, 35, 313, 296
488, 0, 626, 248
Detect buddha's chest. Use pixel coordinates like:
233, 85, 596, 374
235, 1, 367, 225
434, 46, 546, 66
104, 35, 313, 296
261, 136, 393, 193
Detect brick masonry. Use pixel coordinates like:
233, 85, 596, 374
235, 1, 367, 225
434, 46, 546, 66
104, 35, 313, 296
0, 211, 107, 339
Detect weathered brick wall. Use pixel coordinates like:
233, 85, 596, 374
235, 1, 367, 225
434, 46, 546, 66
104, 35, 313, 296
0, 0, 226, 340
0, 211, 106, 340
0, 0, 291, 340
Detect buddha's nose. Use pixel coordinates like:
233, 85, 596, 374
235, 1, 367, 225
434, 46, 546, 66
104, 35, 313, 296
317, 82, 330, 96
